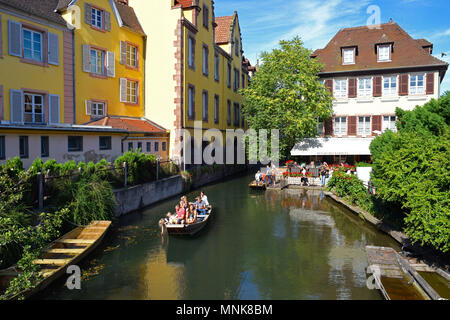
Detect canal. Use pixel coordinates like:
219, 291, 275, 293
40, 173, 400, 300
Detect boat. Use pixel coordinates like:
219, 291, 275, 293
0, 220, 112, 300
249, 180, 266, 190
165, 207, 213, 236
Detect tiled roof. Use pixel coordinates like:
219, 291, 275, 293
313, 22, 448, 74
215, 15, 234, 44
114, 0, 145, 35
0, 0, 67, 25
87, 117, 167, 134
173, 0, 196, 8
416, 38, 433, 48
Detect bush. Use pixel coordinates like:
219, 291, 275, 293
327, 172, 372, 211
115, 151, 157, 186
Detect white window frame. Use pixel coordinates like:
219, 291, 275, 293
23, 28, 43, 62
382, 116, 397, 132
126, 80, 138, 104
91, 102, 105, 117
409, 74, 425, 95
91, 7, 103, 29
90, 48, 104, 75
358, 116, 372, 137
383, 76, 398, 96
334, 117, 348, 136
126, 44, 137, 68
342, 48, 355, 65
377, 45, 391, 62
358, 78, 372, 97
24, 93, 44, 124
334, 79, 348, 99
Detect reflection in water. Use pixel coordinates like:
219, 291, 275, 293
42, 175, 400, 300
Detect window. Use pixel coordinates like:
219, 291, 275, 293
317, 121, 324, 136
24, 93, 44, 123
202, 45, 209, 76
91, 7, 103, 29
137, 142, 142, 151
410, 74, 425, 95
227, 100, 231, 125
203, 5, 209, 28
90, 48, 104, 75
242, 74, 245, 88
0, 136, 6, 160
126, 44, 138, 68
19, 136, 29, 159
127, 80, 138, 104
241, 114, 245, 128
188, 85, 195, 120
234, 68, 240, 91
334, 117, 347, 136
128, 142, 133, 151
68, 136, 83, 152
334, 79, 348, 98
162, 142, 167, 151
235, 38, 239, 56
23, 29, 43, 62
358, 78, 372, 97
358, 117, 371, 136
342, 48, 355, 65
214, 95, 219, 124
378, 45, 391, 62
227, 63, 231, 88
188, 36, 195, 69
202, 91, 208, 122
99, 136, 112, 150
146, 142, 151, 152
155, 142, 159, 152
41, 136, 49, 158
214, 53, 220, 81
383, 116, 397, 132
91, 102, 105, 117
383, 76, 397, 96
234, 103, 240, 126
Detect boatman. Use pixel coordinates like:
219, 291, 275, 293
200, 191, 210, 208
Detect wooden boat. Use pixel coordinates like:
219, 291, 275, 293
166, 207, 212, 236
0, 220, 111, 300
249, 180, 266, 190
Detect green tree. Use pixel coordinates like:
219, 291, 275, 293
241, 37, 333, 159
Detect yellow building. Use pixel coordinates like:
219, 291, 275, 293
132, 0, 252, 164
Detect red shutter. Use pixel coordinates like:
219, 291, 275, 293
325, 79, 333, 97
372, 115, 382, 134
373, 76, 382, 97
348, 116, 357, 136
399, 74, 409, 96
426, 73, 434, 95
324, 118, 334, 136
348, 78, 357, 98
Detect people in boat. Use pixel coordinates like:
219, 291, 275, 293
200, 191, 211, 208
194, 196, 208, 216
181, 196, 189, 209
255, 170, 261, 183
186, 204, 197, 224
175, 203, 186, 224
264, 165, 273, 185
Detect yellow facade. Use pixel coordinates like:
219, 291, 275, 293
65, 0, 146, 124
0, 9, 66, 123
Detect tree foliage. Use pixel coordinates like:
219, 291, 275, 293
241, 37, 333, 158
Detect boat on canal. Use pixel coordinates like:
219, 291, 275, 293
249, 180, 266, 190
0, 220, 111, 300
165, 207, 213, 236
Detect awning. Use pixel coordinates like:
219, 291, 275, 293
291, 137, 374, 156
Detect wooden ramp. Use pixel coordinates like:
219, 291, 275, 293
365, 246, 443, 300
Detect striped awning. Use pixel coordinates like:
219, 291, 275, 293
291, 138, 374, 156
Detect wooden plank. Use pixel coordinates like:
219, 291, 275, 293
45, 248, 85, 254
33, 259, 72, 266
56, 239, 96, 244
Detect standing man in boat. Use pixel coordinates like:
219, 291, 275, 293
200, 192, 211, 209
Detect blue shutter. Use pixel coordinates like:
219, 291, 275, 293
48, 32, 59, 65
8, 20, 22, 57
49, 94, 60, 124
10, 89, 23, 124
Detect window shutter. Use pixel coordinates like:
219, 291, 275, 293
399, 74, 409, 96
348, 78, 357, 98
120, 41, 127, 65
348, 116, 357, 136
48, 32, 59, 65
85, 100, 92, 116
106, 51, 115, 77
120, 78, 127, 102
325, 79, 333, 97
324, 118, 333, 136
49, 95, 60, 124
85, 3, 92, 25
372, 115, 382, 133
8, 20, 22, 57
10, 89, 23, 124
426, 73, 434, 95
373, 76, 382, 97
105, 11, 111, 31
0, 85, 3, 120
82, 44, 91, 72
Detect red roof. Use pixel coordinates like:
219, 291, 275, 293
215, 15, 234, 44
173, 0, 196, 8
87, 117, 167, 134
313, 22, 448, 74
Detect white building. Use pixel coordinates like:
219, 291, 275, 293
291, 21, 448, 164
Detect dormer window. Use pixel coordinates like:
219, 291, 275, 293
377, 44, 391, 62
342, 47, 356, 65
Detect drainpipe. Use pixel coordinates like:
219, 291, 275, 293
121, 132, 130, 153
72, 30, 76, 124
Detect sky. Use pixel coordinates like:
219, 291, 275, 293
214, 0, 450, 94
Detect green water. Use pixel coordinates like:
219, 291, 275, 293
40, 174, 400, 300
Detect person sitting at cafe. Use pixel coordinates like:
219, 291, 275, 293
175, 203, 186, 225
301, 167, 309, 186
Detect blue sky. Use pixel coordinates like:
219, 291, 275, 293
214, 0, 450, 93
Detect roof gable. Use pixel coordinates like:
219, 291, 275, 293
0, 0, 67, 25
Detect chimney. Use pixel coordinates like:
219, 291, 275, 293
117, 0, 129, 5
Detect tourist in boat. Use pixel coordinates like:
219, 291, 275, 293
264, 165, 273, 185
181, 196, 189, 209
186, 204, 197, 224
200, 191, 210, 208
194, 196, 208, 216
255, 170, 261, 183
175, 203, 186, 225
